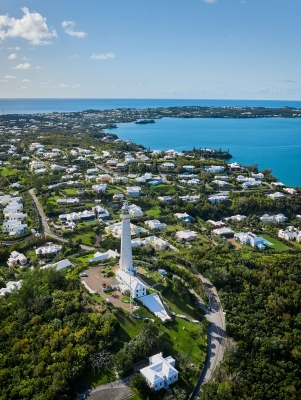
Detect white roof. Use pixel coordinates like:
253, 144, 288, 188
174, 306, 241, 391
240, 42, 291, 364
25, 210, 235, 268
140, 352, 177, 384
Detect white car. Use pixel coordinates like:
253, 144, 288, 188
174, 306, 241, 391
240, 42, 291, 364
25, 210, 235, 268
80, 272, 88, 277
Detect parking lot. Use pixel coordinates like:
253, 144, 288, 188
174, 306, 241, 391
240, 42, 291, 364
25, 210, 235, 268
80, 266, 131, 310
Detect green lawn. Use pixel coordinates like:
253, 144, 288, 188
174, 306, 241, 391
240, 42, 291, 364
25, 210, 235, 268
162, 286, 204, 320
150, 184, 176, 195
262, 235, 289, 251
145, 206, 161, 218
0, 167, 19, 176
113, 310, 145, 352
73, 232, 95, 246
81, 367, 116, 387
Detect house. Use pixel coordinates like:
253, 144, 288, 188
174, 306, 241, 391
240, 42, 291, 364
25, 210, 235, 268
175, 230, 197, 242
105, 222, 148, 238
113, 193, 125, 201
251, 172, 264, 179
50, 164, 64, 171
278, 229, 297, 241
126, 186, 141, 198
283, 187, 296, 195
41, 259, 72, 271
116, 269, 146, 298
59, 210, 95, 223
124, 155, 137, 164
145, 220, 167, 231
260, 214, 287, 223
7, 251, 27, 267
224, 214, 247, 222
208, 195, 229, 204
92, 206, 110, 219
268, 192, 285, 200
228, 162, 241, 171
161, 162, 175, 170
174, 213, 194, 223
212, 227, 234, 236
0, 280, 23, 298
207, 220, 225, 228
242, 181, 261, 188
97, 174, 111, 182
140, 353, 178, 391
2, 220, 27, 236
92, 184, 107, 193
178, 195, 200, 202
86, 168, 99, 174
158, 196, 173, 204
182, 165, 196, 171
89, 249, 119, 263
212, 180, 228, 187
111, 176, 129, 184
234, 232, 265, 249
128, 204, 144, 218
187, 179, 201, 185
205, 165, 225, 173
106, 158, 119, 167
35, 243, 62, 256
57, 198, 80, 206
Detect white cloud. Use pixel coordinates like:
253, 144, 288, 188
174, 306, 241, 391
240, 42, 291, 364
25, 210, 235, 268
58, 83, 68, 88
20, 86, 27, 89
36, 66, 45, 69
12, 62, 31, 69
4, 75, 16, 79
8, 53, 17, 59
62, 21, 87, 38
91, 53, 115, 60
22, 79, 30, 82
0, 7, 57, 45
22, 56, 30, 60
8, 46, 20, 50
203, 0, 217, 3
72, 83, 81, 88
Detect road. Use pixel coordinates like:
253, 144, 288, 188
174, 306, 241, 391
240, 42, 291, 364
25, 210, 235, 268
28, 188, 95, 252
190, 274, 226, 399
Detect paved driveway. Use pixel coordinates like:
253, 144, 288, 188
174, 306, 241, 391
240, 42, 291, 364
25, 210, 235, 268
86, 387, 133, 400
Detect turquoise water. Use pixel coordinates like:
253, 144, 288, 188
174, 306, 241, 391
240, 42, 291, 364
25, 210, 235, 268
108, 117, 301, 188
1, 98, 301, 115
263, 240, 273, 246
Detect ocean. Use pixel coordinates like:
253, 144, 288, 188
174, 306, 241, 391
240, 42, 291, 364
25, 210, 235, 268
1, 98, 301, 187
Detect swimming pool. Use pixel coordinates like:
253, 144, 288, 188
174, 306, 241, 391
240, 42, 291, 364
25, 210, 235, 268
263, 239, 273, 246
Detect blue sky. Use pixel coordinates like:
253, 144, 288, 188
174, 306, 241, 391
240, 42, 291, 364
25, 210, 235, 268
0, 0, 301, 99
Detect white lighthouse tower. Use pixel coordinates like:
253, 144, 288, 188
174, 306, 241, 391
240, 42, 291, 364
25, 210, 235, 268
119, 201, 133, 272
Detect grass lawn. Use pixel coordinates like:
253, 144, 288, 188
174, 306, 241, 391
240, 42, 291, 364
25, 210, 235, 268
262, 235, 289, 251
113, 310, 145, 352
73, 232, 95, 246
167, 224, 184, 232
161, 317, 207, 365
0, 167, 19, 176
63, 188, 78, 195
140, 270, 163, 286
162, 286, 204, 320
145, 206, 161, 218
150, 184, 176, 196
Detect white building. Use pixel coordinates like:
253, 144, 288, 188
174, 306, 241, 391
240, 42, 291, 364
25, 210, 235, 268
205, 165, 225, 173
128, 204, 144, 218
268, 192, 285, 200
278, 229, 297, 241
0, 280, 23, 298
92, 184, 107, 193
41, 259, 72, 271
35, 243, 62, 256
175, 230, 197, 242
234, 232, 265, 250
126, 186, 141, 198
7, 251, 27, 267
57, 198, 80, 206
89, 249, 119, 263
140, 353, 178, 391
260, 214, 287, 223
145, 220, 167, 231
208, 194, 229, 204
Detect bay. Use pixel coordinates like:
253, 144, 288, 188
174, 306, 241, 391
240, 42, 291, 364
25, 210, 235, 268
1, 98, 301, 115
107, 117, 301, 188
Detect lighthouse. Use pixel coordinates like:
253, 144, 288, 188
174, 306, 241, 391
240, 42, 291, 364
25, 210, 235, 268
119, 201, 133, 272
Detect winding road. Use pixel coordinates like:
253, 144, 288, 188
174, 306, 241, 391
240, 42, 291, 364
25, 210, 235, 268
190, 274, 226, 399
28, 188, 96, 252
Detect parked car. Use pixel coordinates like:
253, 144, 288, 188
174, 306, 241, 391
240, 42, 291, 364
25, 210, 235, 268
102, 282, 107, 288
105, 298, 111, 305
80, 272, 88, 277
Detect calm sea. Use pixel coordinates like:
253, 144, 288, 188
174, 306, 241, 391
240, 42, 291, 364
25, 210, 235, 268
1, 98, 301, 187
108, 117, 301, 188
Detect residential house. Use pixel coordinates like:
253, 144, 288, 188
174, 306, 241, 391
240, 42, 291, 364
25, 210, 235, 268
89, 249, 119, 263
126, 186, 141, 198
208, 195, 229, 204
174, 213, 194, 223
145, 220, 167, 231
278, 229, 297, 241
140, 353, 178, 391
175, 230, 197, 242
7, 251, 27, 267
268, 192, 285, 200
234, 232, 265, 250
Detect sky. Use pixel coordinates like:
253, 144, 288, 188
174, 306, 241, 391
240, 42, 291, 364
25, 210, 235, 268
0, 0, 301, 99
